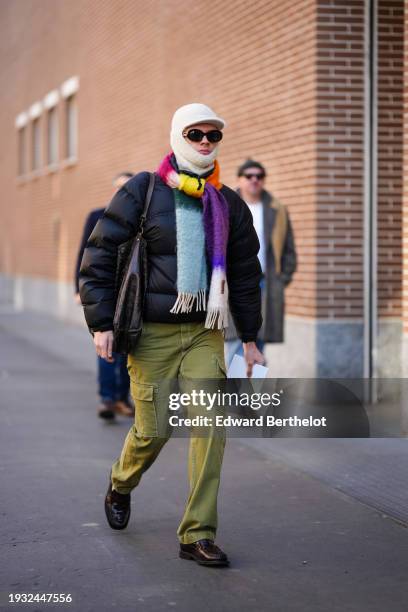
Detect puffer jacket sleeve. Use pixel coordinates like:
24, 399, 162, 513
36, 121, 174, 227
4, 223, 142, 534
224, 187, 263, 342
79, 172, 149, 334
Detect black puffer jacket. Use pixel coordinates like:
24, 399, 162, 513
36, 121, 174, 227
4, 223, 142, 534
79, 164, 262, 342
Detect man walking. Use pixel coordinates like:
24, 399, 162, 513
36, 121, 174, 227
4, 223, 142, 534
75, 171, 134, 420
224, 159, 297, 367
79, 104, 264, 566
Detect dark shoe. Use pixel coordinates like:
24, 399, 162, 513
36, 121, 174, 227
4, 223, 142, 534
179, 539, 229, 566
98, 401, 116, 420
114, 400, 134, 418
104, 481, 131, 530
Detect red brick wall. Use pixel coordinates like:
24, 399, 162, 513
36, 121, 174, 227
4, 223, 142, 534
377, 0, 403, 319
314, 0, 404, 321
315, 0, 365, 319
0, 0, 317, 316
403, 0, 408, 333
0, 0, 404, 327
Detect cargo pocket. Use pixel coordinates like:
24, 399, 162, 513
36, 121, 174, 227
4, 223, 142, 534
131, 381, 158, 437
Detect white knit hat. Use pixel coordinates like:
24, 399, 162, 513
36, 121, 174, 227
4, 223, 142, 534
171, 103, 226, 134
170, 103, 226, 174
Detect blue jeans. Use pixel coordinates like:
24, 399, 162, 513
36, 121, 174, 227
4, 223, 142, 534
98, 353, 130, 403
224, 338, 265, 369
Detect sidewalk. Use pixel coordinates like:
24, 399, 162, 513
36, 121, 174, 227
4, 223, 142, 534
2, 309, 408, 525
1, 310, 408, 611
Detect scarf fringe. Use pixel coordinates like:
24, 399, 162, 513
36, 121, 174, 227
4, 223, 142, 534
205, 306, 229, 330
170, 289, 207, 314
204, 266, 229, 330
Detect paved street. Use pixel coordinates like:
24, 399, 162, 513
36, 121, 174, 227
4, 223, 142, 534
1, 311, 408, 612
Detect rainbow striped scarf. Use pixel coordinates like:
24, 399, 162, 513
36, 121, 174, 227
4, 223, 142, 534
156, 152, 230, 330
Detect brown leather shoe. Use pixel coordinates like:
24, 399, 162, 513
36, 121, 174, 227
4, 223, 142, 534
114, 400, 134, 418
179, 539, 229, 566
98, 401, 115, 420
104, 481, 131, 530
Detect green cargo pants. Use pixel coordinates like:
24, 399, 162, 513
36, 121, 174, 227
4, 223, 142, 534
111, 320, 227, 544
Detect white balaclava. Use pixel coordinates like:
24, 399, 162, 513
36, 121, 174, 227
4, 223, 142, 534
170, 103, 226, 176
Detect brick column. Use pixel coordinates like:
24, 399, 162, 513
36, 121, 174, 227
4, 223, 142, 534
402, 0, 408, 374
298, 0, 403, 377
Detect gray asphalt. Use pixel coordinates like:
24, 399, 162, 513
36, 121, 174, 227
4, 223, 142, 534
1, 314, 408, 612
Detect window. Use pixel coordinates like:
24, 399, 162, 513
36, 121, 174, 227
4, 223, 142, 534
15, 111, 28, 177
65, 94, 77, 159
15, 78, 78, 178
31, 117, 41, 171
61, 76, 79, 163
17, 127, 26, 175
47, 106, 58, 165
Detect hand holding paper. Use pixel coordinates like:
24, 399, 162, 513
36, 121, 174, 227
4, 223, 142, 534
242, 341, 266, 377
227, 354, 269, 379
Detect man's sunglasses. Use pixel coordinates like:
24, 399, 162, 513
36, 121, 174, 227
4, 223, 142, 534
183, 128, 223, 143
242, 172, 265, 181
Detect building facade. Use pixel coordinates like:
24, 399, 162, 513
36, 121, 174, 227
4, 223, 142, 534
0, 0, 406, 378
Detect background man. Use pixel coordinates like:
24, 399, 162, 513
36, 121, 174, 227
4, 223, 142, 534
74, 171, 134, 420
224, 159, 297, 367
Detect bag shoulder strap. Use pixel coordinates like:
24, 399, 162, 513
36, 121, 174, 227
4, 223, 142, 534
138, 172, 155, 233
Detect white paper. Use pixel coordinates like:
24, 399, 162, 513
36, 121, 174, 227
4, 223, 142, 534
227, 354, 269, 379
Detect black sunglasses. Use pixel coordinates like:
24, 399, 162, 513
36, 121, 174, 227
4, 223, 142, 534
183, 128, 223, 143
242, 172, 265, 181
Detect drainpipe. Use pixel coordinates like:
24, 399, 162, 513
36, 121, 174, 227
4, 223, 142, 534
363, 0, 378, 394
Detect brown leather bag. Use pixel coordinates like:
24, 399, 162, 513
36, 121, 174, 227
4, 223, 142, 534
112, 172, 155, 354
